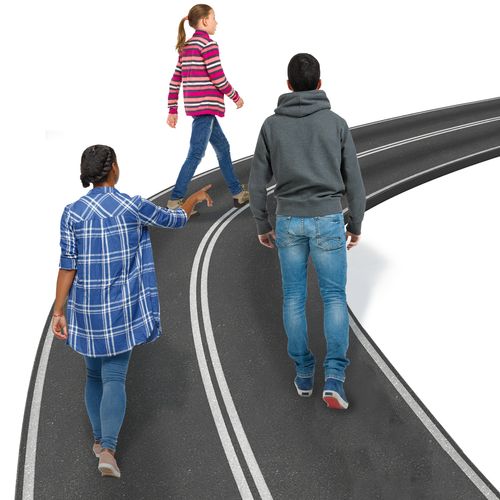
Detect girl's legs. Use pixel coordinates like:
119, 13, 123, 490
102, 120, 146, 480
171, 115, 215, 200
209, 117, 244, 196
99, 350, 132, 451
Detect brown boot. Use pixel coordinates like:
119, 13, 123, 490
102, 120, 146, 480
98, 448, 121, 478
167, 198, 198, 215
233, 185, 250, 208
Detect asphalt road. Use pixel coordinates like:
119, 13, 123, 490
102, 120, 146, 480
17, 97, 500, 500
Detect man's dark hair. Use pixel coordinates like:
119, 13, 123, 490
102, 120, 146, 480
287, 53, 320, 91
80, 145, 117, 188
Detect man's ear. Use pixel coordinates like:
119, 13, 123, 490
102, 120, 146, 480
316, 79, 322, 90
287, 80, 294, 91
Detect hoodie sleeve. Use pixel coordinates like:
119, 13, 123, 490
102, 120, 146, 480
249, 124, 274, 234
340, 122, 366, 235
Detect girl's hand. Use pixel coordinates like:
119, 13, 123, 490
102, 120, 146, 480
236, 97, 244, 109
52, 314, 68, 340
167, 114, 178, 128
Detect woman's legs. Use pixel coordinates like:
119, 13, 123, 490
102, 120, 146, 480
84, 350, 132, 452
99, 350, 132, 451
171, 115, 215, 200
84, 356, 103, 443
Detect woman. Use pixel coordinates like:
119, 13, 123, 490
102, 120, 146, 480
52, 144, 212, 477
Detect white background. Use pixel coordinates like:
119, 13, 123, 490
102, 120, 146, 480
1, 0, 499, 497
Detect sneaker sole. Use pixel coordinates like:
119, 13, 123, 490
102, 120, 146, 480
294, 380, 313, 397
233, 199, 249, 208
98, 463, 121, 478
322, 390, 349, 409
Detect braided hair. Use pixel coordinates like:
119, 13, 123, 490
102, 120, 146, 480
80, 145, 117, 188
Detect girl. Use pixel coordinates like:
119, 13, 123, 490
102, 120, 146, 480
52, 144, 212, 478
167, 4, 249, 209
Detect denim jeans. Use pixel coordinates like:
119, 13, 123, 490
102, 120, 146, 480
84, 350, 132, 451
275, 213, 350, 382
171, 114, 242, 200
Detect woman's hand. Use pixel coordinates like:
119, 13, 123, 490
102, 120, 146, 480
167, 114, 178, 128
194, 184, 214, 207
236, 97, 244, 109
52, 314, 68, 340
182, 184, 214, 217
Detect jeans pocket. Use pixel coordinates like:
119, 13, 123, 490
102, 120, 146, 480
275, 216, 292, 248
316, 215, 345, 251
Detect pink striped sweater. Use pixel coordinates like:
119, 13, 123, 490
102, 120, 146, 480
168, 29, 239, 117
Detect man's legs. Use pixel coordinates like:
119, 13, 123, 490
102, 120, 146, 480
171, 115, 214, 201
309, 213, 350, 382
276, 216, 315, 378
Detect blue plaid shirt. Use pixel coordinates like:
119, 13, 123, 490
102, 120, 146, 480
59, 187, 188, 357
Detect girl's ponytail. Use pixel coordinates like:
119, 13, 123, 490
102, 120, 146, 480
176, 17, 188, 53
175, 5, 213, 53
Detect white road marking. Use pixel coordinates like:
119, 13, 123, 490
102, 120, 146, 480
189, 207, 255, 499
350, 96, 500, 130
22, 325, 53, 500
200, 206, 274, 499
357, 116, 500, 158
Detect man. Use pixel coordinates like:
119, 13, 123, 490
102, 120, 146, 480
249, 53, 366, 409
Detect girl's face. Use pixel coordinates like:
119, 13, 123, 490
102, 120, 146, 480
202, 10, 217, 35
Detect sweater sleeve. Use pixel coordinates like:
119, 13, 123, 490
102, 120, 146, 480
249, 125, 274, 234
168, 54, 182, 115
200, 41, 240, 103
340, 123, 366, 235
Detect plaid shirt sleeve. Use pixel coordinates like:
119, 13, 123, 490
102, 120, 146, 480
59, 205, 77, 270
134, 196, 188, 228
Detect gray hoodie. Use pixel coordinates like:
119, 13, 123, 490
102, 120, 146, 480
249, 89, 366, 235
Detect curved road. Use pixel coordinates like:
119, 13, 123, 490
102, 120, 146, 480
17, 98, 500, 499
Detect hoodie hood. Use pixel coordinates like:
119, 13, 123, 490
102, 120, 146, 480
274, 89, 331, 118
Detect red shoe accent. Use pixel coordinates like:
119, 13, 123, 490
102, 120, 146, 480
323, 393, 348, 410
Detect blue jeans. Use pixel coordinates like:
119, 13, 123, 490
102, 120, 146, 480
84, 350, 132, 451
171, 114, 242, 200
275, 213, 350, 382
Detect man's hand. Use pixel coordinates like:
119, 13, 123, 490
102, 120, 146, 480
258, 230, 276, 249
346, 231, 360, 250
167, 114, 178, 128
236, 97, 244, 109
